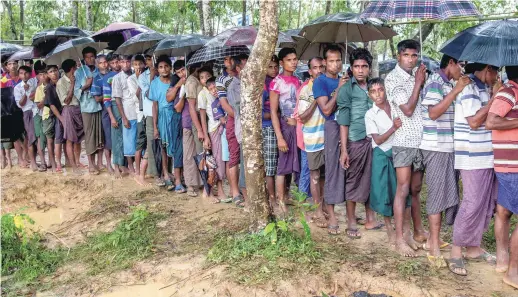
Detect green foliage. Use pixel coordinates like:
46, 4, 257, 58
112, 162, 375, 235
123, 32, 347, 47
71, 206, 164, 275
1, 213, 65, 285
396, 259, 426, 277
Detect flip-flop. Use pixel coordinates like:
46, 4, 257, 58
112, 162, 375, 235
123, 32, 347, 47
155, 179, 166, 187
346, 228, 361, 239
220, 196, 233, 203
174, 184, 187, 193
447, 258, 467, 276
427, 253, 447, 269
422, 242, 451, 251
328, 225, 341, 235
365, 223, 385, 231
356, 217, 366, 225
466, 251, 496, 265
233, 196, 245, 208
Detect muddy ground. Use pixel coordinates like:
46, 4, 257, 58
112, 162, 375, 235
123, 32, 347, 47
1, 165, 516, 297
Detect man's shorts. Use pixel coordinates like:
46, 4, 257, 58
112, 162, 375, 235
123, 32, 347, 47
42, 117, 55, 139
392, 146, 423, 171
307, 149, 325, 171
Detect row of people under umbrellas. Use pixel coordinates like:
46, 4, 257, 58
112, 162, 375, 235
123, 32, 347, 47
1, 0, 517, 71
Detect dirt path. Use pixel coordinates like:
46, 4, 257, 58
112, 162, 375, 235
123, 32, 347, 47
2, 167, 516, 297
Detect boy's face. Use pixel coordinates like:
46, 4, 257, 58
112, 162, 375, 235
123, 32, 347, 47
19, 69, 30, 82
368, 83, 386, 106
132, 60, 145, 73
158, 61, 171, 77
97, 57, 108, 72
267, 61, 279, 78
207, 83, 218, 97
46, 67, 59, 81
37, 72, 48, 83
199, 71, 212, 86
7, 61, 18, 72
175, 67, 186, 79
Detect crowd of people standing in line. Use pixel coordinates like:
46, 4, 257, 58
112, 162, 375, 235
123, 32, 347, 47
1, 38, 517, 289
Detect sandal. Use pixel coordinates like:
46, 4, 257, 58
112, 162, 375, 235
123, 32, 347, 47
165, 180, 174, 191
365, 223, 385, 231
233, 196, 245, 208
174, 185, 187, 194
187, 189, 198, 197
422, 242, 451, 251
220, 196, 233, 203
346, 228, 362, 239
38, 164, 47, 172
427, 253, 447, 269
327, 225, 341, 235
466, 251, 496, 265
447, 258, 467, 276
356, 217, 366, 225
155, 178, 166, 187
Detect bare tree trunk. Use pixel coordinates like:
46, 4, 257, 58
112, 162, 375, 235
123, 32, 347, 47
412, 22, 435, 43
241, 0, 246, 26
85, 0, 92, 31
197, 0, 205, 34
2, 1, 17, 40
131, 1, 136, 22
202, 0, 213, 36
241, 0, 278, 232
178, 0, 186, 34
19, 0, 24, 41
72, 0, 78, 27
369, 41, 379, 78
324, 0, 331, 14
297, 0, 302, 29
383, 40, 387, 61
287, 0, 292, 29
389, 37, 396, 58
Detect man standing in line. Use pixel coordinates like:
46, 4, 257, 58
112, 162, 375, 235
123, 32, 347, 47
42, 64, 61, 172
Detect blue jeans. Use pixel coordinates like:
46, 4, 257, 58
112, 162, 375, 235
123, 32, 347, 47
299, 150, 311, 198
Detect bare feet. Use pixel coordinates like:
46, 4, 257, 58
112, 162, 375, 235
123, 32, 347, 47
114, 168, 122, 179
496, 250, 509, 273
134, 175, 151, 186
107, 165, 114, 175
503, 273, 518, 289
72, 168, 83, 175
396, 240, 417, 257
404, 232, 420, 250
413, 230, 429, 243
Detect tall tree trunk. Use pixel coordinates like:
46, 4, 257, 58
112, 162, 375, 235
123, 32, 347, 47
324, 0, 331, 14
131, 1, 136, 22
178, 0, 186, 34
241, 0, 246, 26
202, 0, 213, 36
383, 40, 387, 61
72, 0, 78, 27
287, 0, 292, 29
297, 0, 302, 29
2, 1, 17, 40
369, 41, 379, 78
389, 37, 396, 58
85, 0, 92, 31
241, 0, 278, 232
19, 0, 24, 41
412, 23, 435, 44
197, 0, 205, 34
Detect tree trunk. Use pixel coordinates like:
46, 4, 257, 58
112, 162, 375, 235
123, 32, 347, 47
240, 0, 278, 232
2, 1, 17, 40
324, 0, 331, 14
389, 37, 396, 58
297, 0, 302, 29
383, 40, 387, 61
287, 0, 292, 29
412, 22, 435, 44
202, 0, 213, 36
85, 0, 92, 31
197, 0, 205, 34
19, 0, 24, 41
241, 0, 246, 26
72, 0, 78, 27
369, 41, 379, 78
131, 1, 136, 22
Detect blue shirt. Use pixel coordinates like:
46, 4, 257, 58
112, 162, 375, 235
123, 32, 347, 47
312, 74, 340, 121
148, 77, 172, 109
74, 65, 101, 113
137, 68, 154, 117
91, 71, 107, 97
262, 76, 274, 128
102, 71, 118, 108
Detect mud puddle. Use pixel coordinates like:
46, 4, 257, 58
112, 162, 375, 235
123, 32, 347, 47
27, 207, 65, 232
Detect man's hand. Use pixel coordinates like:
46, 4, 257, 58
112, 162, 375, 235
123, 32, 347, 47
338, 75, 349, 88
135, 68, 142, 78
219, 116, 227, 125
176, 76, 186, 88
197, 130, 205, 142
70, 75, 76, 85
415, 64, 427, 87
392, 117, 402, 130
154, 128, 159, 139
454, 75, 471, 93
123, 118, 130, 129
59, 116, 65, 124
85, 77, 93, 88
111, 118, 119, 128
278, 138, 288, 153
203, 137, 211, 150
340, 150, 350, 169
23, 83, 29, 91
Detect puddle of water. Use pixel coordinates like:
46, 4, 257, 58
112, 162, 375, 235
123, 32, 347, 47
27, 208, 65, 232
95, 283, 177, 297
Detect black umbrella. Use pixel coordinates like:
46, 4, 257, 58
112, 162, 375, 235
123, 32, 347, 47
32, 26, 90, 58
114, 31, 167, 55
91, 22, 151, 50
440, 20, 518, 67
0, 42, 23, 60
378, 56, 440, 75
153, 34, 211, 57
7, 47, 35, 62
45, 37, 108, 67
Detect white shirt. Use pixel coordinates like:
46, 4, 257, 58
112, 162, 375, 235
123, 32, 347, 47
13, 78, 37, 114
365, 104, 394, 152
127, 74, 143, 122
197, 87, 220, 133
385, 64, 424, 148
112, 71, 138, 121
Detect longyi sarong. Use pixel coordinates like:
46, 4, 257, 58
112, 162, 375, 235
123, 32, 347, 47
496, 172, 518, 214
422, 150, 459, 225
324, 120, 345, 205
23, 110, 37, 145
210, 125, 225, 180
453, 169, 497, 247
101, 104, 112, 150
62, 105, 84, 144
158, 106, 174, 157
277, 119, 300, 176
81, 111, 103, 155
226, 116, 240, 168
346, 138, 372, 203
110, 104, 125, 166
183, 128, 202, 187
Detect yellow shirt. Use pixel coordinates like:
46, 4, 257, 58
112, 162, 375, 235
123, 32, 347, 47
35, 84, 51, 120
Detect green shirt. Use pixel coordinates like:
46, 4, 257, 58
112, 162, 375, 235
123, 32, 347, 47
336, 77, 372, 142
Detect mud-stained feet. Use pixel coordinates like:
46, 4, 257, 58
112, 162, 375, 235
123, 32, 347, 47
396, 240, 417, 257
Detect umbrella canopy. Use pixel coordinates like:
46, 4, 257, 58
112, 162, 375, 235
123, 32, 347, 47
204, 26, 257, 47
187, 45, 250, 66
292, 35, 357, 60
114, 31, 167, 55
91, 22, 151, 50
45, 37, 108, 66
299, 12, 397, 43
379, 56, 440, 75
0, 42, 23, 60
153, 34, 211, 57
7, 47, 35, 62
361, 0, 480, 20
32, 26, 90, 58
278, 31, 297, 48
439, 20, 518, 67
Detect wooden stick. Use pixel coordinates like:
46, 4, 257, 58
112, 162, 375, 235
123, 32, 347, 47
46, 231, 71, 256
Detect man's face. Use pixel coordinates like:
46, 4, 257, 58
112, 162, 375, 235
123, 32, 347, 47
308, 59, 324, 79
207, 83, 218, 97
97, 57, 108, 72
83, 52, 96, 66
368, 83, 386, 106
224, 56, 232, 71
324, 51, 342, 75
484, 66, 498, 86
109, 59, 121, 72
37, 72, 48, 84
397, 48, 419, 72
267, 61, 279, 78
158, 61, 171, 77
7, 61, 18, 72
46, 67, 59, 81
199, 71, 212, 86
174, 67, 186, 79
132, 60, 145, 73
280, 53, 298, 73
119, 59, 131, 72
145, 56, 153, 68
351, 59, 370, 83
19, 69, 30, 82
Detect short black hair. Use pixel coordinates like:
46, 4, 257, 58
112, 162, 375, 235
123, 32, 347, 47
278, 47, 297, 61
61, 59, 76, 73
349, 48, 372, 68
270, 55, 279, 65
119, 54, 132, 61
506, 65, 518, 81
397, 39, 420, 54
206, 76, 216, 87
82, 46, 97, 57
439, 54, 459, 69
46, 64, 58, 72
155, 55, 172, 68
106, 52, 119, 62
323, 44, 342, 60
367, 77, 384, 91
173, 60, 185, 71
34, 60, 47, 74
307, 57, 323, 68
23, 59, 33, 65
464, 63, 498, 74
198, 66, 214, 77
231, 54, 249, 71
132, 54, 145, 64
18, 65, 32, 74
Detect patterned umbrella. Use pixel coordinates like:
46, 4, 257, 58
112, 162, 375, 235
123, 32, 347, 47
153, 34, 211, 57
7, 47, 35, 62
91, 22, 151, 50
204, 26, 257, 47
0, 42, 23, 60
187, 45, 250, 66
114, 31, 167, 55
439, 20, 518, 67
45, 37, 108, 66
32, 26, 90, 58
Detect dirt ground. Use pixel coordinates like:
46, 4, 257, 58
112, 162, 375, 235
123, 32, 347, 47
1, 165, 517, 297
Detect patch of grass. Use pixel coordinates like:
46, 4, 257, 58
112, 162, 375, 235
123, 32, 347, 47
71, 206, 165, 275
396, 259, 427, 278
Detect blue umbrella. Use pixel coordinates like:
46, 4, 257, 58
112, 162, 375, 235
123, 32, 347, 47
439, 20, 518, 67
